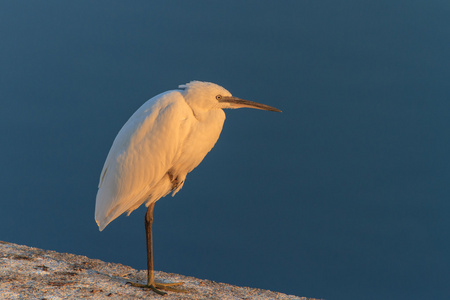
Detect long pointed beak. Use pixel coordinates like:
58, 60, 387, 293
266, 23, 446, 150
219, 96, 281, 112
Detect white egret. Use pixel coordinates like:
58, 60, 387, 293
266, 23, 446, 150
95, 81, 281, 294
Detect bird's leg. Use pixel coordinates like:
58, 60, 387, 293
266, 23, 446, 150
127, 202, 186, 295
168, 171, 178, 191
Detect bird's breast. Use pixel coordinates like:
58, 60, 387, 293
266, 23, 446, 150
173, 109, 226, 174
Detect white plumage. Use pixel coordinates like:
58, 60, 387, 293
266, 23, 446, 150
94, 81, 280, 293
96, 81, 229, 230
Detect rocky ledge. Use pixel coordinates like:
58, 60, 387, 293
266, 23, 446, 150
0, 241, 317, 299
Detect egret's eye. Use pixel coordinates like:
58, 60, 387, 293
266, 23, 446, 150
216, 95, 222, 100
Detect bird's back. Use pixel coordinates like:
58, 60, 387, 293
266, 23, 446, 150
95, 91, 191, 230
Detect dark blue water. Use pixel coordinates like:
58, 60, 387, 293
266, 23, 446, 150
1, 1, 449, 299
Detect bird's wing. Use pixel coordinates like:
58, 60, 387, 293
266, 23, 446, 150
95, 91, 192, 231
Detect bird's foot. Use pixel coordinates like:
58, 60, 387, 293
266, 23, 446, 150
127, 281, 187, 295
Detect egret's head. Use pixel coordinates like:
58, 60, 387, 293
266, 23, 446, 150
179, 81, 281, 113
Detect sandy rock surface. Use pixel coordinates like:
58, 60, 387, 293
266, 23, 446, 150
0, 241, 317, 299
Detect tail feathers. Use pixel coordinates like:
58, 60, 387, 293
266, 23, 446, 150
95, 174, 175, 231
